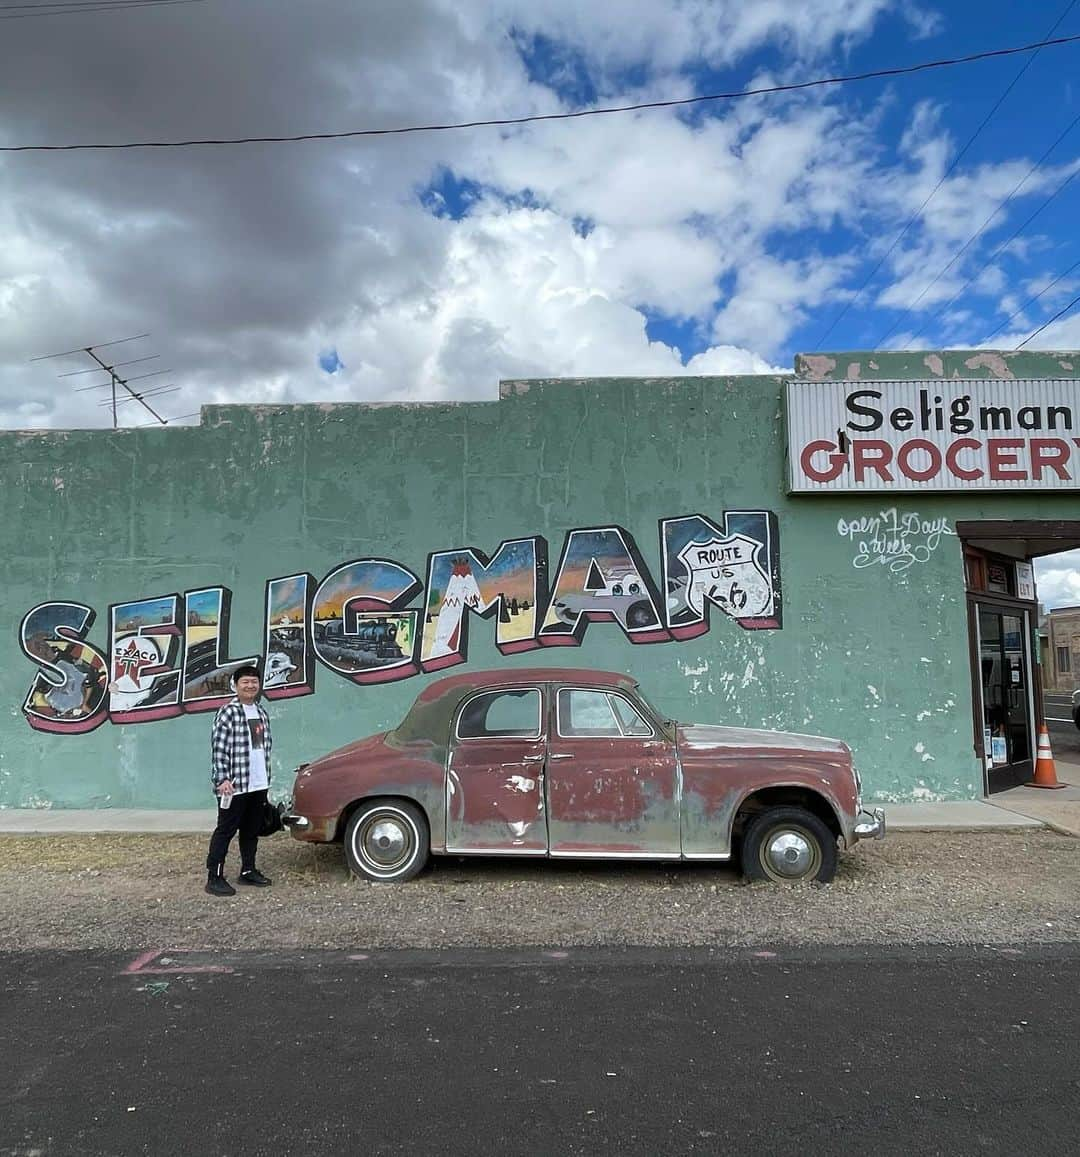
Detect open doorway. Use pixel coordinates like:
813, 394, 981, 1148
958, 522, 1080, 795
1034, 547, 1080, 766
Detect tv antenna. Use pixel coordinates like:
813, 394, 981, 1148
31, 334, 184, 428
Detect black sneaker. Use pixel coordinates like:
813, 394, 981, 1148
205, 874, 236, 897
238, 868, 272, 887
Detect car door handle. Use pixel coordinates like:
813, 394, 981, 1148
521, 754, 545, 762
548, 753, 572, 760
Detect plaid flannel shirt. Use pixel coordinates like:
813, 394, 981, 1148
210, 699, 273, 793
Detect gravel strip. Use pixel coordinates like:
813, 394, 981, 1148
1, 831, 1077, 951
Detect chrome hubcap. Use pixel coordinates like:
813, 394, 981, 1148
362, 816, 410, 868
763, 829, 815, 879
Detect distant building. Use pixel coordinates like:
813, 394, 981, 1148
1045, 606, 1080, 692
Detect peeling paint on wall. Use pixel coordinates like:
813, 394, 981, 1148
964, 353, 1014, 379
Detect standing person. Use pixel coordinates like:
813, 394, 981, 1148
205, 665, 274, 896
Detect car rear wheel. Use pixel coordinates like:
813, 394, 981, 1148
741, 806, 837, 884
344, 800, 429, 883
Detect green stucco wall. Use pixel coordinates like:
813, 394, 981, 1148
3, 349, 1079, 809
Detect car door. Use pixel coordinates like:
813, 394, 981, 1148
445, 685, 548, 854
545, 686, 680, 857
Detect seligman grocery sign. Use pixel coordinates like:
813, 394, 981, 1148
786, 378, 1080, 491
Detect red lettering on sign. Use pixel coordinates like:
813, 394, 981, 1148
896, 438, 943, 482
1029, 438, 1071, 482
852, 440, 893, 483
944, 438, 983, 480
799, 440, 847, 483
986, 438, 1027, 481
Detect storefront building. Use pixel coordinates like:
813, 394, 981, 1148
1044, 606, 1080, 693
2, 348, 1078, 810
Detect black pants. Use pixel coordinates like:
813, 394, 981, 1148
206, 789, 267, 875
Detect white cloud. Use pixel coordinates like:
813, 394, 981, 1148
1036, 549, 1080, 611
712, 252, 853, 353
0, 0, 1074, 431
493, 0, 896, 78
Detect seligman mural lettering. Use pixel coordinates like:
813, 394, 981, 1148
18, 510, 781, 734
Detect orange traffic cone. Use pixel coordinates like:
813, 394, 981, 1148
1027, 723, 1067, 789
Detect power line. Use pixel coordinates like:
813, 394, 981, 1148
982, 255, 1080, 343
911, 160, 1080, 343
875, 104, 1080, 346
1015, 289, 1080, 348
812, 0, 1079, 350
4, 32, 1080, 152
0, 0, 208, 20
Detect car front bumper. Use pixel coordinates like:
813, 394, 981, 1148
853, 806, 886, 841
281, 803, 336, 842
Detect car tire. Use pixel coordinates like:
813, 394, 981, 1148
344, 799, 429, 883
1074, 710, 1080, 732
741, 806, 838, 884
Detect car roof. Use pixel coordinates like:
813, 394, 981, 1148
386, 668, 645, 751
413, 667, 638, 702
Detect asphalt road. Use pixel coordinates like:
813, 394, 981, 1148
1043, 692, 1080, 759
2, 946, 1078, 1156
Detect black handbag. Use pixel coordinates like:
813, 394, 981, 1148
259, 799, 286, 837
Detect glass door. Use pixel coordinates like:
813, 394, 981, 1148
977, 605, 1034, 793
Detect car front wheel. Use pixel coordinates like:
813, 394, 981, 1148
741, 806, 837, 884
344, 799, 429, 883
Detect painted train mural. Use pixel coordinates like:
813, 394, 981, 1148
19, 510, 781, 734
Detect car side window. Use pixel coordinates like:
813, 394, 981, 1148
559, 689, 620, 736
456, 688, 542, 740
608, 694, 654, 737
557, 689, 653, 738
558, 689, 656, 737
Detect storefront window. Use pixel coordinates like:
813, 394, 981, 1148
986, 563, 1014, 595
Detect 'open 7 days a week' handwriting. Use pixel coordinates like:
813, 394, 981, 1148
836, 509, 954, 573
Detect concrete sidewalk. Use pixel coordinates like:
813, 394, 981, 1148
0, 800, 1053, 834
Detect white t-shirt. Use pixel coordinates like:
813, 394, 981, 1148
242, 702, 269, 793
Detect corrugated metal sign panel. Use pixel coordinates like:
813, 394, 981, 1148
786, 378, 1080, 493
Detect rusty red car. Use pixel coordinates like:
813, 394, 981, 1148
284, 668, 884, 884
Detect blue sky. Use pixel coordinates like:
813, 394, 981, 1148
411, 0, 1080, 367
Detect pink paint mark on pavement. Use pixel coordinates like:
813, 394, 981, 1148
123, 949, 233, 975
